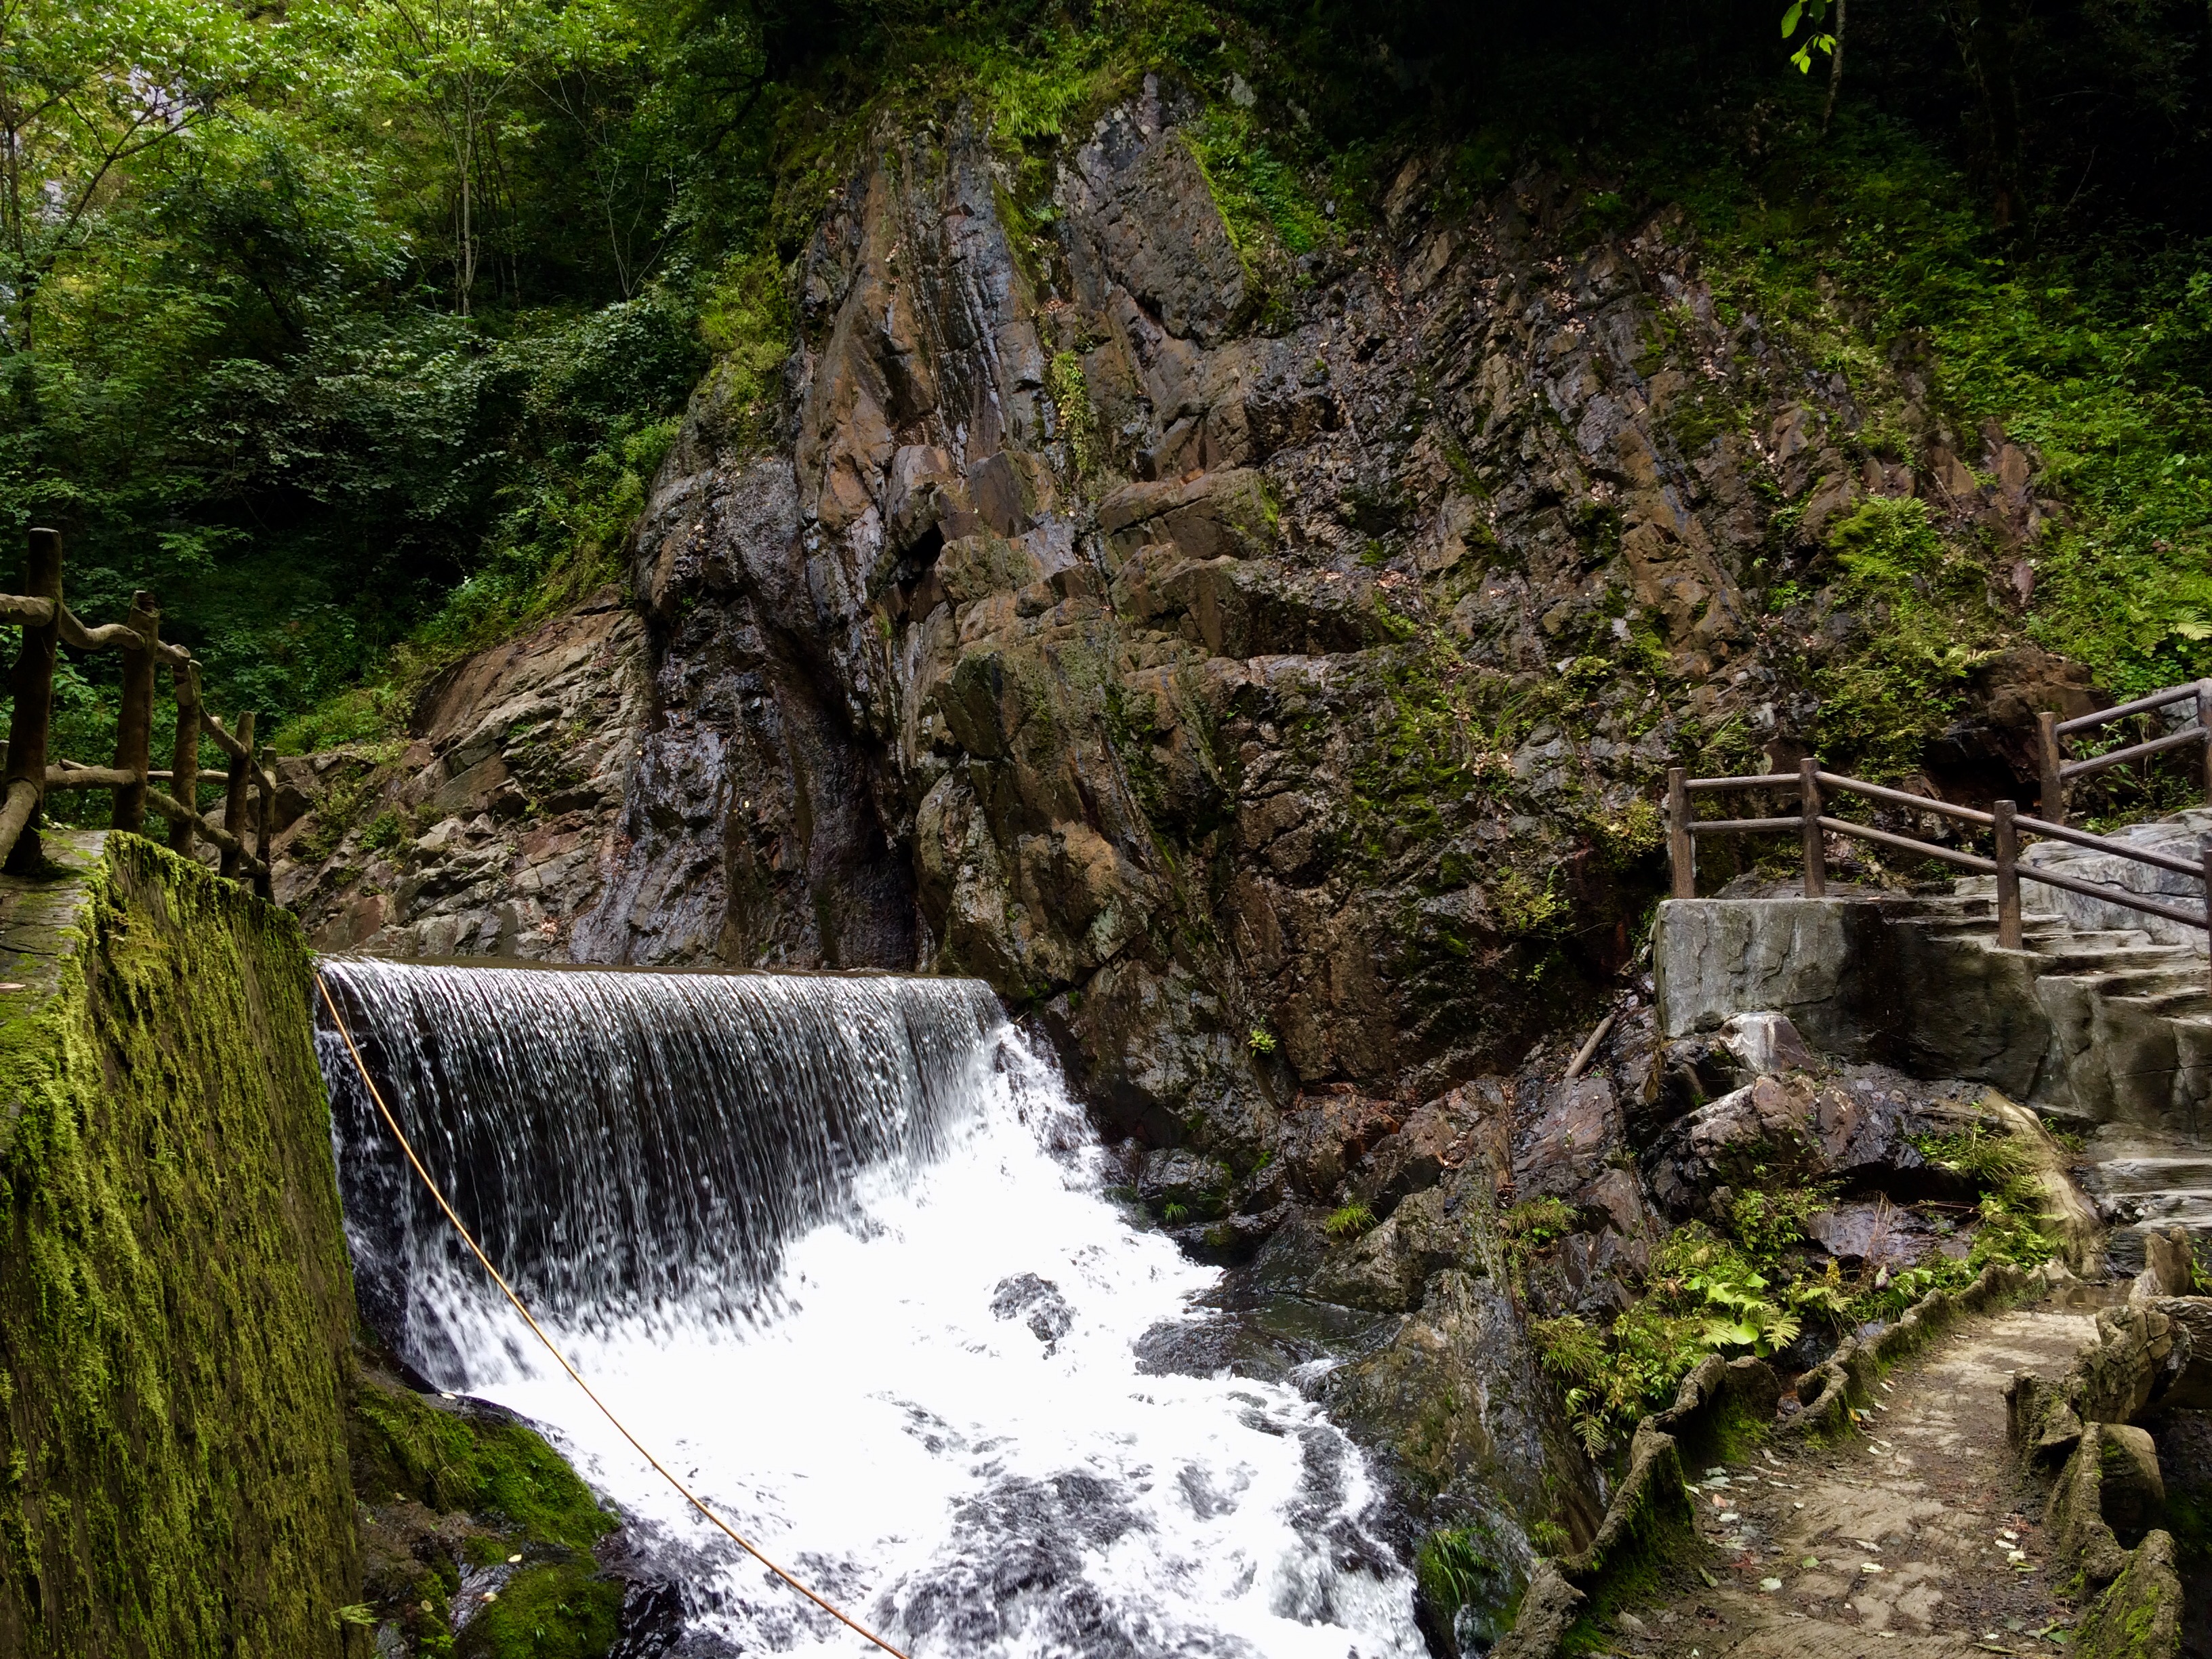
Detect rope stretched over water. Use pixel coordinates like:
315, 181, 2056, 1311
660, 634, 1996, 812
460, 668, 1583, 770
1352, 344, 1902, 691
314, 970, 913, 1659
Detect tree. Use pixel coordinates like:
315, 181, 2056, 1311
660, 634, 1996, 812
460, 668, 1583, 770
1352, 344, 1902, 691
1780, 0, 1845, 132
0, 0, 255, 348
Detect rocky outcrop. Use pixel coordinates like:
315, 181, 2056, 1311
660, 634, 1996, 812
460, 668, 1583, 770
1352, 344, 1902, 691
284, 74, 2013, 1153
274, 595, 645, 960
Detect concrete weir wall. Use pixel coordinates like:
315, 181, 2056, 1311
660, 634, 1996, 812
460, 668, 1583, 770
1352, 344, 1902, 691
1653, 895, 2203, 1131
0, 834, 361, 1658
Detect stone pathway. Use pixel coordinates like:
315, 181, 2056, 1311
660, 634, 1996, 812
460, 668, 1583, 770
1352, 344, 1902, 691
1600, 1307, 2102, 1657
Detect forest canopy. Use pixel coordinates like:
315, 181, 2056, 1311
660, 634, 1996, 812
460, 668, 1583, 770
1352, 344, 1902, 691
2, 0, 2209, 751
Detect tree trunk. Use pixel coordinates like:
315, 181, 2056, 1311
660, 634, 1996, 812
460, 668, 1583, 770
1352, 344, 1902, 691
1822, 0, 1848, 132
1972, 0, 2025, 230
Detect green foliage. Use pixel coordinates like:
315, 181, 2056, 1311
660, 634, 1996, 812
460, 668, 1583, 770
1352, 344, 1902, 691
1914, 1122, 2034, 1191
1500, 1195, 1577, 1261
1415, 1523, 1523, 1650
1323, 1201, 1376, 1240
1587, 797, 1664, 867
1046, 350, 1097, 477
1185, 106, 1327, 264
1676, 115, 2212, 701
1246, 1025, 1276, 1054
1809, 497, 1998, 779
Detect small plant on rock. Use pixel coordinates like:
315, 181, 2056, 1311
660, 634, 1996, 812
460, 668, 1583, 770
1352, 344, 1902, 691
1323, 1202, 1376, 1241
1247, 1027, 1277, 1055
1499, 1195, 1577, 1271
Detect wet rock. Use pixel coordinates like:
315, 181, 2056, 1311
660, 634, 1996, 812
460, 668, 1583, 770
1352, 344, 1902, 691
273, 598, 646, 960
1306, 1179, 1498, 1315
1322, 1261, 1602, 1538
1135, 1147, 1233, 1219
1642, 1067, 1992, 1216
989, 1273, 1075, 1350
1350, 1098, 1479, 1217
1643, 1074, 1821, 1214
1512, 1075, 1620, 1200
1278, 1090, 1404, 1198
1802, 1202, 1929, 1267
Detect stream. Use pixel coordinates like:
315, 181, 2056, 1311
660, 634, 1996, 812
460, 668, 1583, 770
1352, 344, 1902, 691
315, 960, 1426, 1658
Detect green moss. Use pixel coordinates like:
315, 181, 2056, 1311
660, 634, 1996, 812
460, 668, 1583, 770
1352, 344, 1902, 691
0, 834, 361, 1657
455, 1561, 622, 1659
350, 1374, 615, 1555
1809, 497, 2001, 779
1185, 110, 1327, 261
1045, 350, 1097, 478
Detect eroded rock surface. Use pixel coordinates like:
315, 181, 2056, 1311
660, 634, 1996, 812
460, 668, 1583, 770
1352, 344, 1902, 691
274, 596, 646, 959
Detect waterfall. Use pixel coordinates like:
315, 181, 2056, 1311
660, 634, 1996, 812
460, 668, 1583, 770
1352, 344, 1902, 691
316, 960, 1426, 1658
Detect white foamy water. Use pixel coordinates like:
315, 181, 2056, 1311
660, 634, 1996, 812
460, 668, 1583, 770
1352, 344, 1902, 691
317, 962, 1424, 1658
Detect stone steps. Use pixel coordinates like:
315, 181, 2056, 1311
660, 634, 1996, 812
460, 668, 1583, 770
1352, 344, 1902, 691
1933, 855, 2212, 1277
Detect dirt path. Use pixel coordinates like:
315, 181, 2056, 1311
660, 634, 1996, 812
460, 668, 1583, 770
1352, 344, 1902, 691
1603, 1307, 2103, 1658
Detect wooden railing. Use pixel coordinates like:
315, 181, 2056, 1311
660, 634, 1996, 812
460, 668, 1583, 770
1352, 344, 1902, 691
1664, 760, 2212, 985
2036, 678, 2212, 824
0, 527, 276, 893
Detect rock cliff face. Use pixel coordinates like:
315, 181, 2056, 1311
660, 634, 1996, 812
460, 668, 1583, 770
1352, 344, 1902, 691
566, 87, 1755, 1139
279, 82, 2057, 1154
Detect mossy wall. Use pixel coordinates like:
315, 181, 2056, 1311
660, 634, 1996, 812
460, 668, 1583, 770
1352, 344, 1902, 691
0, 832, 362, 1658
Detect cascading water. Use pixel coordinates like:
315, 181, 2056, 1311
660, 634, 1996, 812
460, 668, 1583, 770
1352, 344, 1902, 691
316, 960, 1427, 1658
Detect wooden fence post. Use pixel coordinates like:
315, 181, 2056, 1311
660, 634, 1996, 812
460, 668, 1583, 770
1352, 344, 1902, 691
108, 591, 159, 834
2, 529, 62, 874
252, 743, 272, 900
2201, 834, 2212, 1004
2038, 711, 2066, 824
1798, 757, 1826, 897
1666, 766, 1694, 900
218, 711, 254, 881
1994, 798, 2022, 950
2197, 680, 2212, 808
169, 657, 201, 859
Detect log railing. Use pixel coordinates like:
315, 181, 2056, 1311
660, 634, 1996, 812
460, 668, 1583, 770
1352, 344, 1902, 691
0, 527, 276, 893
2036, 678, 2212, 825
1664, 760, 2212, 991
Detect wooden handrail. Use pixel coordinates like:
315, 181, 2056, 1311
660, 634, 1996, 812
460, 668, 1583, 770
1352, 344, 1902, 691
1665, 758, 2212, 996
1816, 771, 1995, 828
2059, 724, 2207, 781
2055, 682, 2199, 737
0, 528, 274, 893
2039, 677, 2212, 823
0, 596, 54, 628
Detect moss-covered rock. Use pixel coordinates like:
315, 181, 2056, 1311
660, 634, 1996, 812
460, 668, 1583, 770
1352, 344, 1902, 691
2073, 1528, 2184, 1659
0, 832, 362, 1657
351, 1368, 613, 1553
350, 1362, 621, 1658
